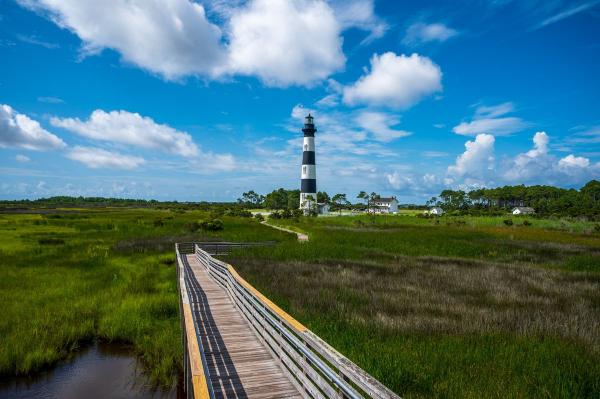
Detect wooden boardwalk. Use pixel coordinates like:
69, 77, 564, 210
182, 254, 302, 399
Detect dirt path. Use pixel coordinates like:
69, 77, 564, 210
261, 221, 309, 242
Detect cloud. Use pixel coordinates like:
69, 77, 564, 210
66, 146, 145, 169
16, 34, 60, 49
20, 0, 385, 87
226, 0, 345, 87
343, 52, 442, 109
502, 131, 599, 184
532, 0, 600, 30
355, 111, 411, 142
558, 154, 590, 169
316, 94, 339, 108
51, 109, 198, 157
453, 102, 528, 136
15, 154, 31, 162
402, 22, 458, 46
567, 125, 600, 144
37, 96, 65, 104
447, 133, 495, 180
18, 0, 226, 81
0, 104, 66, 150
329, 0, 389, 44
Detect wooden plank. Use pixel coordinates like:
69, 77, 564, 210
183, 303, 211, 399
185, 254, 302, 399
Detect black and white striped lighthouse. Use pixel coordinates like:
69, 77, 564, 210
300, 114, 317, 209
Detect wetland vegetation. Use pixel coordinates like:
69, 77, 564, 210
1, 202, 599, 398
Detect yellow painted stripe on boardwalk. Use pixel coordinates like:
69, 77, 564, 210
183, 303, 211, 399
226, 264, 308, 333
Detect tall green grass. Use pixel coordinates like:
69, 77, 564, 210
229, 214, 600, 398
0, 210, 290, 386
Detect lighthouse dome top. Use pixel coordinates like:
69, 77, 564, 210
304, 114, 314, 125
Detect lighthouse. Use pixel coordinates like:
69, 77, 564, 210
300, 114, 317, 210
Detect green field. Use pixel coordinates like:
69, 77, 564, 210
1, 209, 599, 397
233, 214, 600, 398
0, 209, 291, 386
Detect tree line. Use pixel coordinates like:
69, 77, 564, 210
427, 180, 600, 217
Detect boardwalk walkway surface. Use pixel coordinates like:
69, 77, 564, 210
182, 254, 302, 399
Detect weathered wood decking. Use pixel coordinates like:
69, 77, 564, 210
177, 243, 400, 399
182, 254, 302, 399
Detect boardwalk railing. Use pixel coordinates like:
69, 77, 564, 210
178, 241, 275, 256
185, 243, 400, 399
176, 245, 214, 399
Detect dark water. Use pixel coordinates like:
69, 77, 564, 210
0, 343, 183, 399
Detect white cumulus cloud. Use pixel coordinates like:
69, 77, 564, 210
51, 109, 198, 157
19, 0, 379, 87
18, 0, 225, 80
447, 133, 495, 181
227, 0, 345, 87
403, 22, 458, 46
502, 132, 599, 185
343, 52, 442, 109
0, 104, 66, 150
66, 146, 145, 169
558, 154, 590, 169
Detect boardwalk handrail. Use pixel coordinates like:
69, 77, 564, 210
194, 244, 400, 399
176, 244, 214, 399
178, 241, 276, 256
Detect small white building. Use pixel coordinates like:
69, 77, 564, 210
369, 197, 399, 214
512, 207, 535, 215
317, 203, 330, 215
429, 207, 444, 216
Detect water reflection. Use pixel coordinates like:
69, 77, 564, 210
0, 342, 182, 399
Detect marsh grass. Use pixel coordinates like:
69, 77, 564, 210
229, 214, 600, 398
232, 257, 600, 398
0, 210, 291, 386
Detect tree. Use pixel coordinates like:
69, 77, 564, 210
237, 190, 264, 208
332, 193, 349, 215
303, 194, 318, 216
317, 191, 330, 204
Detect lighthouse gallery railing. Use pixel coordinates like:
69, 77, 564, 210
176, 242, 400, 399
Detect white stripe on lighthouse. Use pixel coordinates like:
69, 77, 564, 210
301, 164, 316, 179
303, 137, 315, 152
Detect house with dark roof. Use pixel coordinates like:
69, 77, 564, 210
369, 196, 399, 214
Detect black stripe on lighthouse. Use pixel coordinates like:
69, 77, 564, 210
301, 179, 316, 193
302, 151, 315, 164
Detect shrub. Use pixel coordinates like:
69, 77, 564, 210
200, 219, 224, 231
270, 211, 282, 219
254, 213, 264, 222
38, 238, 65, 245
522, 220, 532, 226
226, 208, 252, 217
153, 219, 164, 227
503, 219, 514, 226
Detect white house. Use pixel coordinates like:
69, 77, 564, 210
429, 207, 444, 216
512, 207, 535, 215
369, 197, 399, 214
317, 203, 330, 215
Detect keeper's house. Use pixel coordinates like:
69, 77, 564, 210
369, 197, 399, 214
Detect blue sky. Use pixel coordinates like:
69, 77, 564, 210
1, 0, 599, 202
